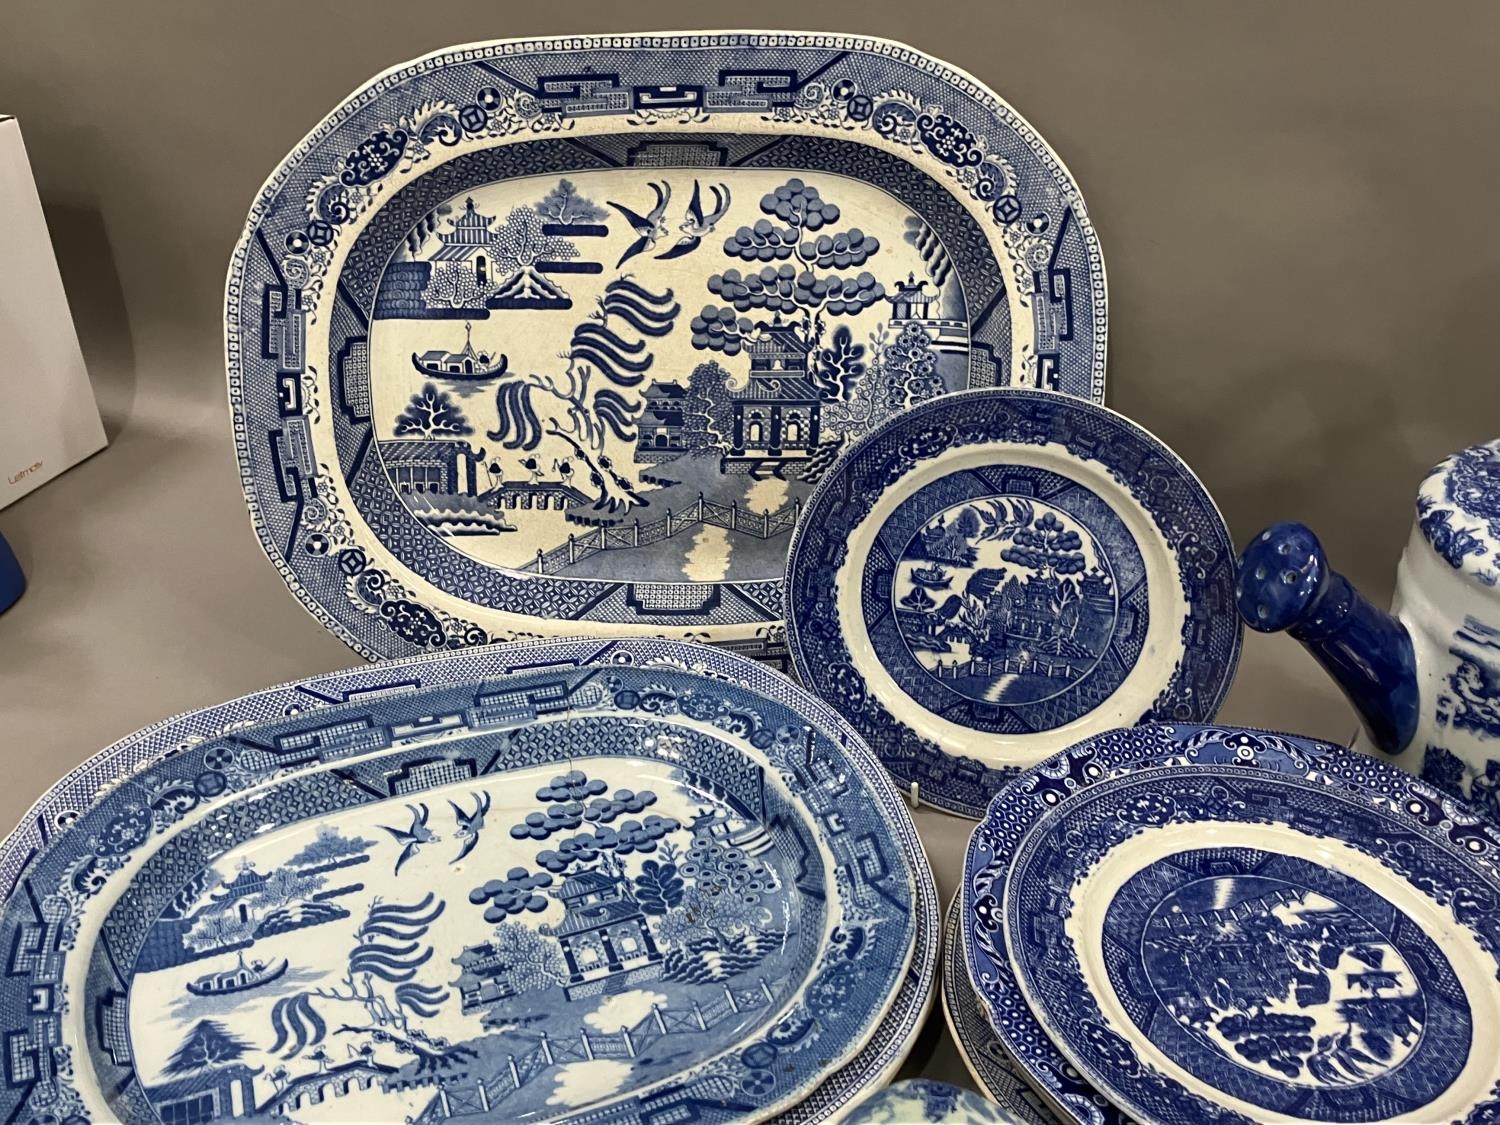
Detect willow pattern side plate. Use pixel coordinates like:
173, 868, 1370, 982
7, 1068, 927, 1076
966, 724, 1500, 1125
225, 32, 1106, 663
785, 389, 1240, 817
938, 900, 1064, 1124
0, 639, 937, 1125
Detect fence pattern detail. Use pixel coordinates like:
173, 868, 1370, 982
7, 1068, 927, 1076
536, 495, 801, 574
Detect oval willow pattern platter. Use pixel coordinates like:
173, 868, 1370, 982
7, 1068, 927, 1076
784, 389, 1240, 817
938, 901, 1065, 1125
225, 32, 1107, 662
846, 1079, 1025, 1123
966, 724, 1500, 1125
0, 639, 939, 1125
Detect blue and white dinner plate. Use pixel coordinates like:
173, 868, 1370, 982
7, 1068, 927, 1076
784, 389, 1240, 817
965, 724, 1500, 1125
0, 638, 938, 1124
938, 900, 1066, 1125
225, 32, 1107, 663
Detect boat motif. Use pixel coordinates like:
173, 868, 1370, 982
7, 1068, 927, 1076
185, 952, 290, 997
909, 564, 953, 590
411, 322, 510, 380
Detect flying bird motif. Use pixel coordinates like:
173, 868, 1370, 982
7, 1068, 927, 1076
449, 791, 492, 864
656, 181, 731, 260
608, 181, 672, 267
380, 804, 438, 875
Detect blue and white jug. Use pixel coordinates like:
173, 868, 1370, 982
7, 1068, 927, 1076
1237, 439, 1500, 815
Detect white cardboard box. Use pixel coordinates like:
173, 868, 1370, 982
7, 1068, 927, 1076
0, 115, 106, 509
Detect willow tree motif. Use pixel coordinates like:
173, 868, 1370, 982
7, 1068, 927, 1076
488, 278, 679, 513
268, 893, 449, 1059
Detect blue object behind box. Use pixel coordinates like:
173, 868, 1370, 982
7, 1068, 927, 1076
0, 530, 24, 613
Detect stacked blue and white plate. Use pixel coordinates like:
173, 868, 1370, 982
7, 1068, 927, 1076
0, 638, 939, 1125
957, 722, 1500, 1125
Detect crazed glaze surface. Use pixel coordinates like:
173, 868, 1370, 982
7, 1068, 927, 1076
0, 638, 939, 1125
225, 33, 1107, 661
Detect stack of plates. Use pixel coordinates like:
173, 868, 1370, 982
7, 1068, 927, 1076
954, 722, 1500, 1125
0, 639, 938, 1124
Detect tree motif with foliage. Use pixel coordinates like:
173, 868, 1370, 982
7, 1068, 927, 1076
394, 383, 473, 438
488, 279, 679, 513
471, 769, 783, 976
689, 178, 886, 404
813, 324, 867, 402
536, 179, 609, 226
424, 261, 488, 308
258, 866, 327, 910
681, 824, 759, 899
185, 908, 255, 954
164, 1020, 252, 1075
1336, 995, 1423, 1063
488, 207, 579, 274
634, 844, 687, 915
288, 826, 374, 867
682, 361, 735, 450
1217, 1011, 1317, 1079
1002, 511, 1087, 580
485, 920, 568, 993
884, 323, 942, 408
919, 506, 983, 566
817, 325, 885, 442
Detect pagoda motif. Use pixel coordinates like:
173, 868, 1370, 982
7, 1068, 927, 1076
431, 197, 498, 286
542, 864, 663, 999
885, 272, 970, 354
724, 315, 822, 469
636, 380, 688, 461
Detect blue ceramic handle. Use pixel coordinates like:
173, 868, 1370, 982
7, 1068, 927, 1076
1236, 521, 1418, 755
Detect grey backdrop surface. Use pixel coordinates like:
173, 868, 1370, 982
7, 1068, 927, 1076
1, 0, 1497, 1103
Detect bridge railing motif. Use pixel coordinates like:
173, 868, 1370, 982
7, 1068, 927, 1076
532, 495, 801, 575
932, 652, 1082, 682
408, 979, 777, 1118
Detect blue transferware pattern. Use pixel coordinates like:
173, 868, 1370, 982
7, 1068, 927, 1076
0, 638, 938, 1125
846, 1079, 1025, 1123
937, 901, 1070, 1125
1419, 440, 1500, 583
1239, 438, 1500, 813
785, 389, 1240, 817
963, 724, 1500, 1125
225, 33, 1107, 662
